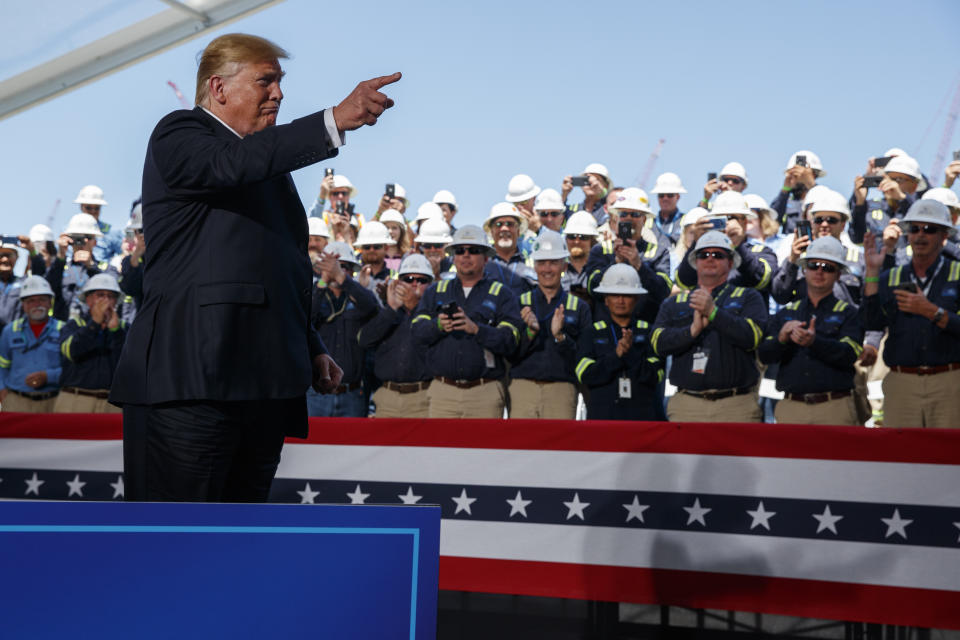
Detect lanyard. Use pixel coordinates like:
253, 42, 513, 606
909, 256, 943, 298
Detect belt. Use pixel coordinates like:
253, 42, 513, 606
785, 390, 852, 405
680, 387, 752, 401
61, 387, 110, 400
10, 389, 59, 401
383, 380, 431, 394
436, 376, 497, 390
890, 363, 960, 376
330, 381, 362, 395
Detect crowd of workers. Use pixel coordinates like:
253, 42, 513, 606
2, 148, 960, 428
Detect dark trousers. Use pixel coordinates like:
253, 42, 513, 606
123, 398, 304, 502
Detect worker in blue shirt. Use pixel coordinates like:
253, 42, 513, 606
0, 276, 63, 413
759, 237, 864, 425
308, 241, 380, 417
584, 188, 672, 321
576, 264, 663, 421
769, 150, 825, 235
482, 202, 537, 294
675, 191, 778, 304
46, 213, 108, 320
649, 172, 688, 246
54, 274, 126, 413
652, 231, 766, 422
863, 200, 960, 429
509, 230, 592, 419
411, 225, 523, 418
561, 211, 600, 293
72, 185, 123, 264
358, 254, 435, 418
562, 163, 615, 227
0, 241, 24, 332
849, 155, 926, 244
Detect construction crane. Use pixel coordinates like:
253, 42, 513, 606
45, 198, 60, 229
635, 138, 666, 190
167, 81, 190, 109
929, 78, 960, 185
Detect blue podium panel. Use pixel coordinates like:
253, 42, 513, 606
0, 502, 440, 640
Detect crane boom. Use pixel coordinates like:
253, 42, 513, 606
636, 138, 666, 190
930, 77, 960, 184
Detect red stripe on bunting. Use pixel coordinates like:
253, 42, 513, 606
1, 413, 959, 464
439, 557, 960, 630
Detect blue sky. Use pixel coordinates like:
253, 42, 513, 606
1, 0, 959, 248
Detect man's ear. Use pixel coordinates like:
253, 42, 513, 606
208, 75, 227, 105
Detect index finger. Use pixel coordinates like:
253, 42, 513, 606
370, 72, 402, 90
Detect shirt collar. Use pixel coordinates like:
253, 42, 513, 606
200, 107, 243, 139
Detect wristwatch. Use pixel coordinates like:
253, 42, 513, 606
932, 307, 945, 324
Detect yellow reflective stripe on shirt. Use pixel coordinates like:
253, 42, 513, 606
833, 301, 848, 312
61, 336, 74, 361
412, 314, 432, 324
745, 318, 762, 350
437, 280, 450, 293
756, 257, 773, 290
731, 287, 745, 298
658, 272, 673, 290
950, 261, 960, 282
565, 293, 579, 311
888, 267, 902, 287
676, 292, 689, 303
488, 282, 503, 296
643, 242, 657, 258
76, 318, 87, 327
651, 327, 664, 356
498, 321, 520, 344
593, 321, 607, 330
520, 291, 532, 305
840, 336, 863, 358
575, 357, 595, 383
0, 355, 10, 368
601, 240, 613, 255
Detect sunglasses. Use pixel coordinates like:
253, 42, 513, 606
908, 224, 942, 235
721, 176, 745, 186
71, 235, 95, 243
362, 244, 384, 250
419, 243, 445, 249
813, 216, 842, 225
805, 261, 838, 273
453, 246, 487, 255
566, 234, 593, 241
618, 211, 645, 219
539, 211, 563, 218
339, 262, 357, 272
400, 275, 432, 285
493, 220, 517, 229
696, 250, 729, 261
657, 193, 679, 198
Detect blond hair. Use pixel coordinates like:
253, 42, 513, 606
195, 34, 289, 106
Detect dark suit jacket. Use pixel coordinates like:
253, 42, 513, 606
110, 107, 337, 434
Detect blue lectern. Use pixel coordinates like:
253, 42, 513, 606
0, 501, 440, 639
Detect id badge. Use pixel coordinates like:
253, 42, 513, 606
618, 376, 632, 399
484, 349, 495, 369
692, 348, 710, 375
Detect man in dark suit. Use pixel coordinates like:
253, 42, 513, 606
110, 33, 400, 502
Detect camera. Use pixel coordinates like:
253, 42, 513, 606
863, 175, 883, 188
0, 235, 19, 245
440, 301, 459, 317
954, 150, 960, 161
797, 219, 813, 243
617, 221, 634, 241
571, 175, 589, 188
325, 167, 334, 177
795, 155, 807, 167
709, 217, 726, 231
335, 201, 346, 215
385, 183, 396, 198
707, 172, 717, 181
873, 156, 892, 168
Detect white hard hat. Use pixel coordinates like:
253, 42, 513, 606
530, 229, 570, 261
354, 220, 396, 247
330, 175, 357, 198
688, 230, 742, 269
719, 162, 748, 185
0, 241, 19, 256
308, 216, 330, 238
563, 211, 599, 236
710, 191, 756, 218
432, 190, 457, 208
446, 224, 494, 256
797, 236, 850, 273
416, 217, 453, 244
808, 189, 851, 220
583, 163, 613, 188
785, 150, 826, 177
680, 207, 710, 227
650, 172, 687, 194
483, 202, 528, 235
73, 185, 108, 206
505, 174, 541, 203
801, 184, 833, 211
883, 147, 907, 158
63, 213, 104, 237
397, 254, 434, 278
389, 183, 408, 205
29, 224, 54, 244
884, 155, 922, 181
533, 188, 564, 212
19, 275, 55, 299
594, 264, 647, 296
380, 209, 407, 226
609, 187, 652, 215
922, 187, 960, 213
898, 200, 957, 239
81, 273, 121, 296
743, 194, 775, 218
324, 241, 361, 265
128, 204, 143, 230
415, 201, 444, 223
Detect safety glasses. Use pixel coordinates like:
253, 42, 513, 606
805, 261, 838, 273
696, 250, 729, 261
419, 243, 445, 249
362, 244, 385, 250
908, 224, 942, 235
400, 275, 432, 285
453, 246, 487, 255
566, 234, 593, 241
493, 220, 517, 229
539, 211, 563, 218
720, 176, 745, 186
618, 211, 645, 219
813, 216, 842, 225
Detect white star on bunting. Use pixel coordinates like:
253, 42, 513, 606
297, 482, 319, 504
24, 472, 44, 496
66, 474, 86, 498
746, 501, 776, 530
563, 493, 590, 520
881, 509, 913, 539
346, 484, 370, 504
506, 491, 532, 518
813, 505, 843, 534
451, 488, 477, 515
683, 498, 711, 526
954, 522, 960, 543
622, 496, 649, 523
398, 486, 422, 505
110, 475, 124, 499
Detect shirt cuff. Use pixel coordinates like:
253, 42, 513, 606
324, 108, 346, 149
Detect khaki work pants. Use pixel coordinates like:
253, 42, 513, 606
1, 391, 57, 413
372, 386, 430, 418
882, 369, 960, 429
667, 390, 762, 423
53, 390, 121, 414
508, 379, 577, 420
774, 395, 861, 426
427, 379, 506, 419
